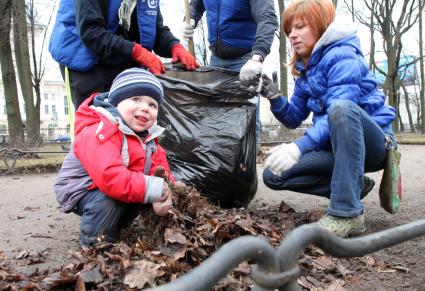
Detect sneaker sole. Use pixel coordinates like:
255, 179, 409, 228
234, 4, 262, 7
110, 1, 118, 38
347, 226, 367, 237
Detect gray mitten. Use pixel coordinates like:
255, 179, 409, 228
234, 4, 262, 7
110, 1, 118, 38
258, 71, 280, 100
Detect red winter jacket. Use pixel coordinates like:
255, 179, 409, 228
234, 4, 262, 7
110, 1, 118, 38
71, 93, 174, 204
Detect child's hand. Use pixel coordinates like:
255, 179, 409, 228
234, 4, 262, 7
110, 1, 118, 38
152, 184, 173, 216
153, 166, 170, 182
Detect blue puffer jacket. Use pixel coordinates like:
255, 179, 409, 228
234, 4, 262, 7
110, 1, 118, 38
270, 20, 396, 153
49, 0, 162, 71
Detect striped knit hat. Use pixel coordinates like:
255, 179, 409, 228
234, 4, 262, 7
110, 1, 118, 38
108, 68, 164, 106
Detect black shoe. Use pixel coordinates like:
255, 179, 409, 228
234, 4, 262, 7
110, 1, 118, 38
360, 176, 375, 199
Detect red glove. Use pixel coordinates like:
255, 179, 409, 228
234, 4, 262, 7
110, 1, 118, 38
132, 44, 165, 75
171, 44, 199, 70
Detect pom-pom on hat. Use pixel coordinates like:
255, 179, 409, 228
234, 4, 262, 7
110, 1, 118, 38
108, 68, 164, 106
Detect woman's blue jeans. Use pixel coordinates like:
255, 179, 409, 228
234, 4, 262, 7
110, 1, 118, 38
263, 100, 389, 217
73, 189, 143, 247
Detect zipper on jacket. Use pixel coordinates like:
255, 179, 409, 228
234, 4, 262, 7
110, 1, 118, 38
216, 0, 221, 48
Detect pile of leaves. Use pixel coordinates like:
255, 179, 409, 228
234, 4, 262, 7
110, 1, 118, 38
1, 185, 371, 290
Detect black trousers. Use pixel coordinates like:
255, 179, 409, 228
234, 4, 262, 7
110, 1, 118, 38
60, 63, 132, 110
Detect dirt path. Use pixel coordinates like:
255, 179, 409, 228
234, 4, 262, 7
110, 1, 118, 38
0, 145, 424, 289
252, 144, 425, 290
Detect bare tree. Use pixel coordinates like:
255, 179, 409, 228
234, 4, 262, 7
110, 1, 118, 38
420, 0, 425, 133
13, 0, 41, 146
400, 82, 415, 131
0, 0, 24, 147
194, 18, 209, 66
277, 0, 288, 97
368, 1, 376, 71
27, 0, 56, 143
347, 0, 424, 132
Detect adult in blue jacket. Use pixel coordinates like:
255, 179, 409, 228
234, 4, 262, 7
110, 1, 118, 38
259, 0, 396, 238
49, 0, 198, 109
182, 0, 278, 143
183, 0, 278, 79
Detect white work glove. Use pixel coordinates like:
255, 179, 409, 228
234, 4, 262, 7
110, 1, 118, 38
239, 57, 263, 81
264, 142, 301, 176
181, 19, 195, 41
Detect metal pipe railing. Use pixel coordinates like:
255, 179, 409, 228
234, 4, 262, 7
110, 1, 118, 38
147, 219, 425, 290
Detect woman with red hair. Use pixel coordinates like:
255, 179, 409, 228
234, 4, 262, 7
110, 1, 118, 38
259, 0, 396, 237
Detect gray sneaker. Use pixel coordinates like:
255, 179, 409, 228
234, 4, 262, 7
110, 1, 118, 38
317, 213, 367, 238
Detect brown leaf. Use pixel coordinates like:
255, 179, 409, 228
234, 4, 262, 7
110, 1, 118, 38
74, 277, 86, 291
336, 262, 354, 277
234, 217, 256, 235
164, 228, 190, 245
123, 260, 162, 288
315, 256, 336, 270
42, 271, 76, 287
325, 279, 346, 291
278, 201, 295, 213
298, 275, 314, 289
364, 256, 376, 266
78, 266, 103, 283
173, 248, 187, 260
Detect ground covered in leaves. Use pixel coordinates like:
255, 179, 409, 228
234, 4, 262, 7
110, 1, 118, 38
0, 182, 396, 291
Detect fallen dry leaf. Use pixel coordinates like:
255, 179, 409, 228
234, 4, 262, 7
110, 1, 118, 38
123, 260, 162, 288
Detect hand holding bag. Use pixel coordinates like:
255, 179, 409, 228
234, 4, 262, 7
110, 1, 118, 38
379, 136, 402, 214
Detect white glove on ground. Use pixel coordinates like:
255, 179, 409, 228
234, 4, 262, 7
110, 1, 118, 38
181, 19, 195, 40
264, 142, 301, 176
239, 59, 263, 81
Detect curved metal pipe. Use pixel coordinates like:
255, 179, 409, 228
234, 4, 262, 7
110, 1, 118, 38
146, 236, 280, 291
277, 219, 425, 291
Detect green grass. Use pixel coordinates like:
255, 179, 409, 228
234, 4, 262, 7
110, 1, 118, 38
1, 134, 425, 174
0, 142, 68, 174
395, 133, 425, 144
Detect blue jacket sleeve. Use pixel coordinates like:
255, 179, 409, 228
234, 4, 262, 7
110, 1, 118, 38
269, 91, 310, 129
249, 0, 278, 59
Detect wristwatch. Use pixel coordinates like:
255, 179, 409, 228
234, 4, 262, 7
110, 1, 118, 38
251, 54, 264, 63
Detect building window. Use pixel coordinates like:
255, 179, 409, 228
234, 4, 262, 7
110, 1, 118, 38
44, 93, 48, 100
64, 95, 69, 115
45, 105, 49, 115
51, 93, 56, 101
52, 105, 57, 114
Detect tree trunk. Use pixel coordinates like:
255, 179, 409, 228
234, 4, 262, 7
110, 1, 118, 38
369, 2, 376, 71
420, 0, 425, 133
13, 0, 41, 146
278, 0, 288, 97
0, 0, 24, 147
401, 83, 415, 131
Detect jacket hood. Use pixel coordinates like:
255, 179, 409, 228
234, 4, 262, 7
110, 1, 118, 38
312, 16, 358, 54
294, 17, 360, 72
74, 93, 165, 141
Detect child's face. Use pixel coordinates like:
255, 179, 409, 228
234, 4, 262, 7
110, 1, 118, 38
116, 95, 159, 132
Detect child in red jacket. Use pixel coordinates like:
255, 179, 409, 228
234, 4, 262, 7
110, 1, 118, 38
55, 68, 174, 248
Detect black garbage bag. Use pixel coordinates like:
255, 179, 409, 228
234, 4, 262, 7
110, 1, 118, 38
157, 67, 258, 208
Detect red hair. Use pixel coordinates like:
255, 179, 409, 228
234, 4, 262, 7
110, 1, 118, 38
283, 0, 335, 75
